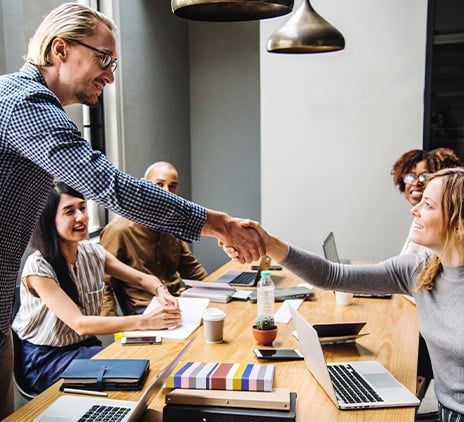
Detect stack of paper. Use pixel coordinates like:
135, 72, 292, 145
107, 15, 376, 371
181, 280, 236, 303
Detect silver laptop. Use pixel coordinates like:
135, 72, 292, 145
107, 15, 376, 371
216, 255, 271, 287
322, 232, 391, 299
290, 306, 419, 410
33, 339, 194, 422
322, 231, 351, 264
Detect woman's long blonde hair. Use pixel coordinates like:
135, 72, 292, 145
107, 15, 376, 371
416, 167, 464, 290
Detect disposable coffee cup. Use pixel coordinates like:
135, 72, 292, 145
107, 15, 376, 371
335, 291, 354, 306
202, 308, 225, 343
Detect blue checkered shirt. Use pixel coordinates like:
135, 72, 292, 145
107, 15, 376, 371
0, 63, 207, 335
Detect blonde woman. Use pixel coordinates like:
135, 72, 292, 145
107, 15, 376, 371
234, 167, 464, 421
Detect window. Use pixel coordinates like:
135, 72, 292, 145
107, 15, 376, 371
424, 0, 464, 159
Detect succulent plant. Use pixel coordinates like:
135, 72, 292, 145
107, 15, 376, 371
254, 315, 275, 330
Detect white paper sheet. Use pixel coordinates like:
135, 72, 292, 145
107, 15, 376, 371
124, 297, 210, 340
274, 299, 304, 323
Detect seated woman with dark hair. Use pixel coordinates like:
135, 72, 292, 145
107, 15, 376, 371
12, 182, 181, 394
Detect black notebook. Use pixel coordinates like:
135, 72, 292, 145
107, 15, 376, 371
59, 358, 150, 391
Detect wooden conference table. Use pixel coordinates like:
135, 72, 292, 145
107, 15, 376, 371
6, 260, 419, 422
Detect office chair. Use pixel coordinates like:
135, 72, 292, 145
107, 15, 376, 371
111, 281, 130, 316
12, 285, 37, 401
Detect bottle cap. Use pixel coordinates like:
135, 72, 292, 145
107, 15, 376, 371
260, 270, 271, 277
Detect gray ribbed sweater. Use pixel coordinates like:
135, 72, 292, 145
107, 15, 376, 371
282, 245, 464, 414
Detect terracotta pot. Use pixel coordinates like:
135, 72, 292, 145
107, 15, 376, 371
252, 325, 278, 346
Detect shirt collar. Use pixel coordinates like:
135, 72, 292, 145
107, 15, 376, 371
19, 62, 47, 86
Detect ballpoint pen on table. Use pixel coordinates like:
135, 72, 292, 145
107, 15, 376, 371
63, 388, 108, 397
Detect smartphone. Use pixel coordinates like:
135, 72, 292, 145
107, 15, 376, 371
253, 348, 304, 360
251, 265, 282, 271
121, 335, 162, 345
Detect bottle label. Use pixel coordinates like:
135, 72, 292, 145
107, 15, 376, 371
257, 288, 275, 317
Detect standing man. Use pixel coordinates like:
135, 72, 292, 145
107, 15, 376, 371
0, 3, 263, 417
100, 162, 208, 316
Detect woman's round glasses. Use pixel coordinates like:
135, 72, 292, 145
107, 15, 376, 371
403, 173, 429, 184
71, 39, 118, 73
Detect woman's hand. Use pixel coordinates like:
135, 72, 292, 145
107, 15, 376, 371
141, 305, 182, 330
156, 286, 179, 308
223, 219, 289, 263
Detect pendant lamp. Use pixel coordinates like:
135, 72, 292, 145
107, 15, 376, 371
267, 0, 344, 53
171, 0, 294, 22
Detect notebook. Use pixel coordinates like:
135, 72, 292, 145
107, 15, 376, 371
59, 358, 150, 391
33, 339, 194, 422
289, 307, 420, 410
216, 255, 271, 287
313, 322, 369, 345
322, 232, 392, 299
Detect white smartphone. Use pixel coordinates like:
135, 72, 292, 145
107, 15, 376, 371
121, 335, 162, 345
253, 348, 304, 360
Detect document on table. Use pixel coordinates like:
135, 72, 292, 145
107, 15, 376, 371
124, 297, 210, 340
274, 299, 304, 323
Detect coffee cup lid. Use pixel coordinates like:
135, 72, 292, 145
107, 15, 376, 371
202, 308, 225, 321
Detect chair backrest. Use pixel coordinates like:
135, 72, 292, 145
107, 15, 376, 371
111, 280, 130, 315
12, 285, 37, 400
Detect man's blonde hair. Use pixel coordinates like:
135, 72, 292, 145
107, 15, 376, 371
26, 2, 116, 66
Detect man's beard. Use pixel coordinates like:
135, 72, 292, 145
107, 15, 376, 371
75, 91, 100, 107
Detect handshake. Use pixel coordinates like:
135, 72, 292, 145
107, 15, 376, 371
212, 217, 288, 265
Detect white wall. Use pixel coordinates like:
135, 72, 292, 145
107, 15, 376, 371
260, 0, 428, 261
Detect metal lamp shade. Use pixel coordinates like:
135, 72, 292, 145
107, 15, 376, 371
171, 0, 294, 22
267, 0, 345, 53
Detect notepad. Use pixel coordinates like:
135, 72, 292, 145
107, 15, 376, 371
124, 297, 209, 340
165, 362, 274, 392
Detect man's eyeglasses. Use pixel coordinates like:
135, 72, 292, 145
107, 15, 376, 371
71, 39, 118, 73
403, 173, 430, 184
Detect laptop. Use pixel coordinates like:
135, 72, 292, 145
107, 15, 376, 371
322, 232, 391, 299
289, 306, 420, 410
216, 255, 271, 287
33, 339, 194, 422
322, 231, 351, 264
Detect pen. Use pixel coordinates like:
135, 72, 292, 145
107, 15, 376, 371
63, 388, 108, 397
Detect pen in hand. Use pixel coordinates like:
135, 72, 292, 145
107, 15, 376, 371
63, 387, 108, 397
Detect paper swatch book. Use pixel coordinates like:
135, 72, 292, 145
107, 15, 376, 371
59, 358, 150, 391
165, 362, 274, 392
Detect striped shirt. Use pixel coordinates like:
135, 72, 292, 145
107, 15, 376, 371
0, 63, 207, 335
12, 241, 106, 347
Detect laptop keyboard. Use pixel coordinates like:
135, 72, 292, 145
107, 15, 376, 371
328, 364, 384, 404
229, 272, 256, 285
78, 405, 131, 421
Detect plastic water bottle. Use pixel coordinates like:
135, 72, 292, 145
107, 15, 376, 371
257, 270, 275, 318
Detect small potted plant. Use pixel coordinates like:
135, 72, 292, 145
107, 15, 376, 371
252, 315, 278, 346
